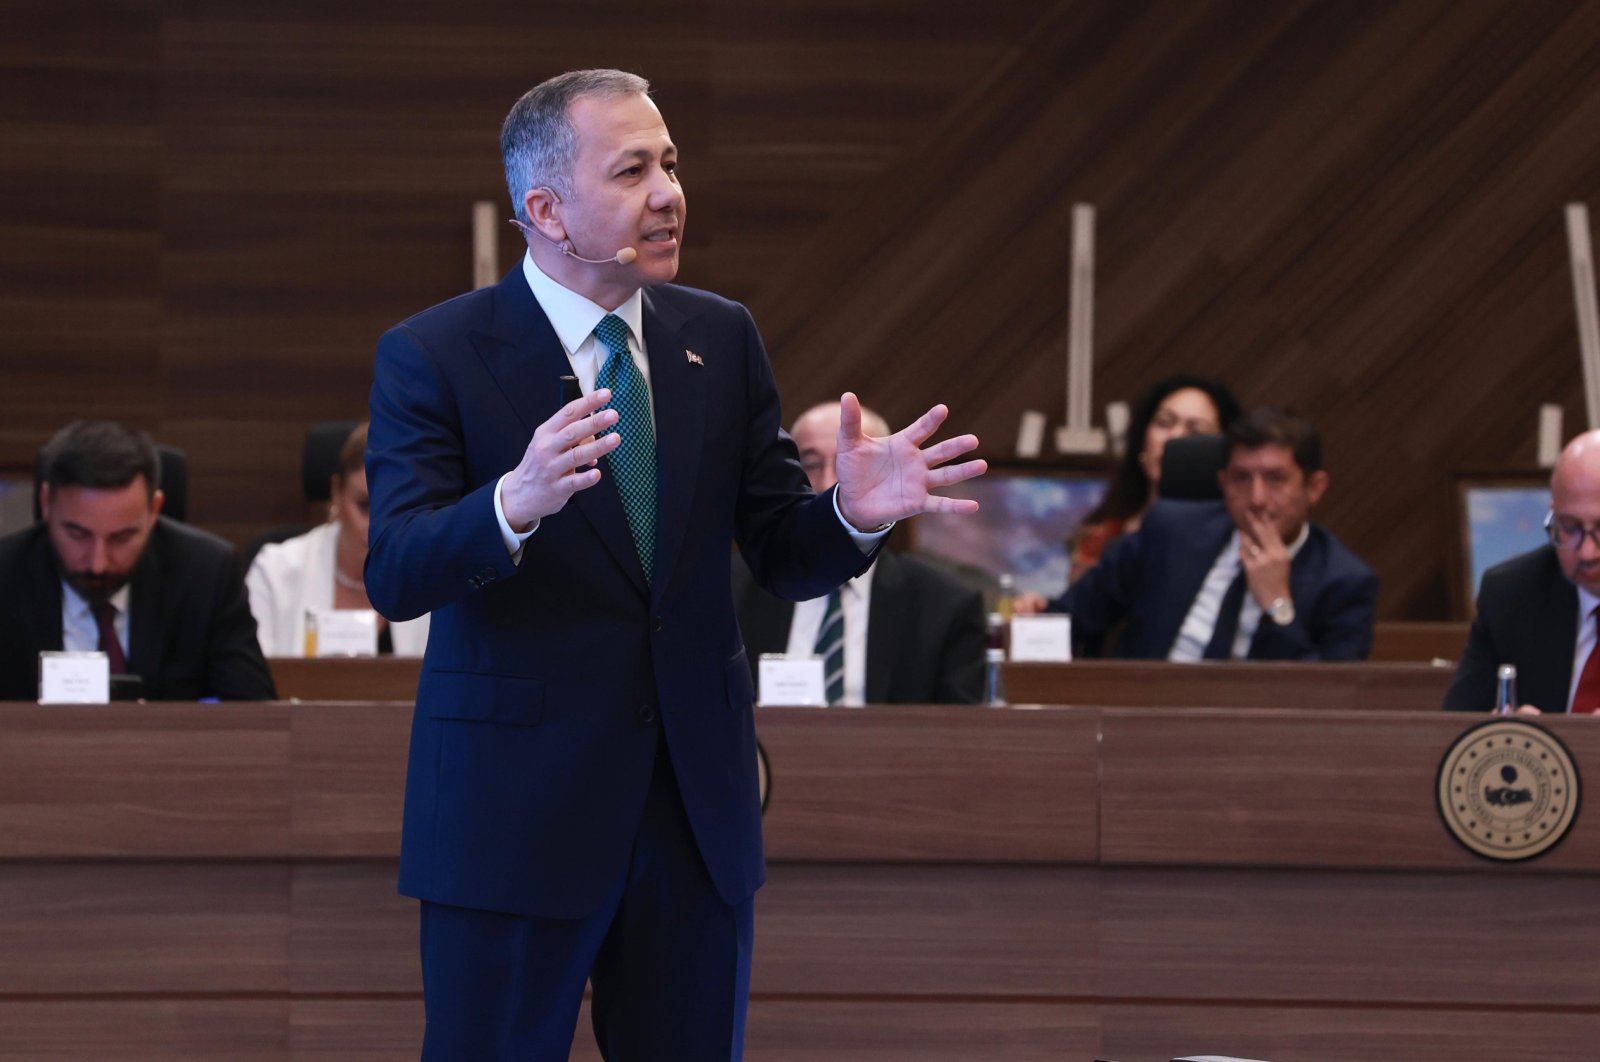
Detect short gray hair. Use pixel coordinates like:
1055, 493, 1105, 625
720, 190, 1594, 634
501, 69, 651, 226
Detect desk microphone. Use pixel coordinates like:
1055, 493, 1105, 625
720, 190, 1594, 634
509, 219, 637, 265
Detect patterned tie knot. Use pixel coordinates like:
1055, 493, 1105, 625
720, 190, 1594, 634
594, 314, 632, 360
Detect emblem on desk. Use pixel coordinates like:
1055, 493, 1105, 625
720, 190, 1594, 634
1436, 719, 1580, 861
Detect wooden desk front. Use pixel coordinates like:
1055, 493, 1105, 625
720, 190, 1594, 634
2, 702, 1595, 1060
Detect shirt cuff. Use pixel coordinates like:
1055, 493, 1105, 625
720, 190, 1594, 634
832, 489, 892, 551
494, 473, 538, 563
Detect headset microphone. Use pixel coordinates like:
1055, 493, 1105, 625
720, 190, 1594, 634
509, 219, 637, 265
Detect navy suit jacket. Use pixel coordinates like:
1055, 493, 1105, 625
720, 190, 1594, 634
365, 267, 875, 919
1052, 499, 1378, 661
1444, 546, 1578, 712
730, 550, 987, 705
0, 518, 275, 701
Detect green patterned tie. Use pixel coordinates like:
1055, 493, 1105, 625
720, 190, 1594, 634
593, 314, 656, 582
813, 589, 845, 705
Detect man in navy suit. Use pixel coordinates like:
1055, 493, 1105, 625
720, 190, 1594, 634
1445, 430, 1600, 713
1019, 407, 1377, 661
364, 69, 984, 1060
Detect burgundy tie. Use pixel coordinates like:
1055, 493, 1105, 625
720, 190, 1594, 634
90, 599, 127, 675
1571, 606, 1600, 714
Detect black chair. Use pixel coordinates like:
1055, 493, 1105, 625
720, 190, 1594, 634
1159, 433, 1226, 502
241, 420, 360, 570
34, 444, 188, 523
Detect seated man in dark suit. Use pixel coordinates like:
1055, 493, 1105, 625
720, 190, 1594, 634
1017, 407, 1378, 660
0, 420, 275, 701
733, 401, 987, 704
1445, 430, 1600, 713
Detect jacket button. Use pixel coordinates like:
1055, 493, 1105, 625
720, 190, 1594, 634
637, 704, 658, 724
652, 617, 665, 632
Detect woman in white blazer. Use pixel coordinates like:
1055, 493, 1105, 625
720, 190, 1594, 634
246, 423, 429, 656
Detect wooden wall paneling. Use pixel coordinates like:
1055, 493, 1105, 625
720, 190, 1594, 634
1004, 660, 1452, 712
0, 0, 164, 468
1098, 866, 1600, 1007
755, 864, 1098, 998
0, 705, 290, 857
742, 1001, 1100, 1062
756, 704, 1097, 861
290, 702, 408, 856
1098, 709, 1600, 869
1098, 1003, 1600, 1062
289, 998, 422, 1061
0, 862, 289, 994
289, 862, 415, 995
0, 999, 287, 1060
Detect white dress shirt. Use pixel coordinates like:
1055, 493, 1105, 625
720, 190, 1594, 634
492, 251, 886, 560
784, 562, 877, 706
1168, 523, 1310, 662
61, 581, 130, 656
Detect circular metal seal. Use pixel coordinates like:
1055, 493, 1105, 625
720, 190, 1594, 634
1436, 718, 1580, 861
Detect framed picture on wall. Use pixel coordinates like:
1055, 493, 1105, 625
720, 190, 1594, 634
906, 465, 1108, 600
1456, 473, 1550, 617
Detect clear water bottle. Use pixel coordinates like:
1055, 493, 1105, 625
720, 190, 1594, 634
1493, 664, 1517, 715
984, 647, 1007, 707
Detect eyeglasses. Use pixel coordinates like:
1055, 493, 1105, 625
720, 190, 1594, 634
1544, 511, 1600, 551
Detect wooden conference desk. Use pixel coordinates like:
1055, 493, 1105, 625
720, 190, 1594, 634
2, 700, 1595, 1061
267, 653, 1461, 712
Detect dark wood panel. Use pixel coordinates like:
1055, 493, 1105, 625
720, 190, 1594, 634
1005, 660, 1453, 711
0, 1000, 286, 1059
269, 657, 421, 703
289, 863, 416, 995
0, 705, 289, 857
289, 998, 422, 1061
1100, 1003, 1600, 1062
757, 704, 1097, 861
0, 863, 288, 994
1099, 709, 1600, 869
744, 1001, 1099, 1061
1099, 866, 1600, 1007
757, 864, 1098, 997
290, 703, 409, 856
1370, 620, 1469, 663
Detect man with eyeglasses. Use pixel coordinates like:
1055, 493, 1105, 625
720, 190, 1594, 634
1445, 431, 1600, 713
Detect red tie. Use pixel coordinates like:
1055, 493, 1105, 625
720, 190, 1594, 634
1572, 606, 1600, 714
90, 599, 127, 675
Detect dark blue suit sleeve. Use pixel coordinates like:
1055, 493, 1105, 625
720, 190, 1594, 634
365, 322, 518, 622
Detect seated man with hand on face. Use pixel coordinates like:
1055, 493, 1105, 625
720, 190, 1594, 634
0, 420, 275, 701
1445, 430, 1600, 714
1016, 407, 1378, 661
732, 401, 987, 705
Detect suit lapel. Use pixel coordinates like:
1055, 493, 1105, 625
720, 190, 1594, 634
1533, 555, 1580, 710
1153, 506, 1233, 655
127, 523, 167, 679
25, 530, 65, 656
468, 268, 646, 597
640, 288, 705, 602
863, 556, 903, 704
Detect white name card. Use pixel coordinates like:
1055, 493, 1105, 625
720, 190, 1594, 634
308, 609, 380, 657
757, 653, 827, 707
38, 651, 110, 704
1008, 614, 1073, 662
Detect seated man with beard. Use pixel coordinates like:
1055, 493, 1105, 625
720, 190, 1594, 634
0, 420, 275, 701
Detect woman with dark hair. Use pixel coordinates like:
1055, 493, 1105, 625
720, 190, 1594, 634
1067, 374, 1240, 582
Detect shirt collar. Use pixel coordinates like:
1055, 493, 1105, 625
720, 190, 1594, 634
61, 579, 131, 622
1579, 585, 1600, 625
521, 251, 645, 354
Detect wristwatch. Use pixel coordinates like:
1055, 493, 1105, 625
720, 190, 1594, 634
1266, 596, 1296, 626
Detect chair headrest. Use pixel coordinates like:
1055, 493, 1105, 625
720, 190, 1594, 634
1159, 433, 1226, 502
